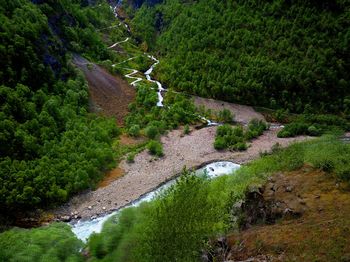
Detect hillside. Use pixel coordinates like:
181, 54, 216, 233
0, 0, 350, 261
0, 0, 119, 214
127, 0, 350, 114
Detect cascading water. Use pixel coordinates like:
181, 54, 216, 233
70, 161, 241, 241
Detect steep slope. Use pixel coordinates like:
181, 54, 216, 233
127, 0, 350, 114
73, 55, 135, 125
0, 0, 119, 213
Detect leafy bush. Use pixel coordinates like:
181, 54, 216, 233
214, 136, 226, 150
127, 152, 136, 163
0, 223, 83, 262
217, 108, 234, 123
147, 140, 164, 157
277, 114, 349, 138
215, 121, 267, 151
128, 125, 141, 137
88, 171, 228, 262
245, 119, 268, 140
144, 125, 159, 139
183, 124, 190, 135
278, 122, 309, 138
125, 86, 197, 138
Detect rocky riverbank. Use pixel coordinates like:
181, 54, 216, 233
53, 125, 309, 222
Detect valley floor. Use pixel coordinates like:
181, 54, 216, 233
54, 122, 309, 221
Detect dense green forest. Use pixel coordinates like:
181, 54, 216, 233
0, 0, 119, 212
127, 0, 350, 114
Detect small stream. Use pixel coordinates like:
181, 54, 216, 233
68, 4, 240, 242
71, 161, 241, 241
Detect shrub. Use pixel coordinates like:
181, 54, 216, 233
216, 124, 233, 137
277, 114, 349, 138
0, 223, 83, 262
236, 142, 248, 151
274, 109, 289, 123
214, 136, 226, 150
214, 125, 246, 150
277, 122, 309, 138
217, 108, 234, 123
147, 140, 164, 157
183, 124, 190, 135
144, 125, 159, 139
127, 152, 136, 163
128, 125, 141, 137
307, 125, 321, 136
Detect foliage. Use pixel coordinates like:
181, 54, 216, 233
278, 114, 349, 137
214, 119, 267, 150
214, 125, 247, 151
127, 124, 141, 137
125, 83, 197, 136
144, 125, 159, 139
0, 0, 120, 211
217, 108, 235, 123
0, 223, 83, 262
245, 119, 268, 140
147, 140, 164, 157
88, 170, 228, 262
183, 124, 190, 135
129, 0, 350, 114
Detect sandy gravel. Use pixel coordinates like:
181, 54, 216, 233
54, 126, 309, 220
193, 96, 264, 124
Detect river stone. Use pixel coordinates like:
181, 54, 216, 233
61, 215, 71, 222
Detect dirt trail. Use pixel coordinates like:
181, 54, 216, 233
73, 55, 135, 125
54, 126, 309, 220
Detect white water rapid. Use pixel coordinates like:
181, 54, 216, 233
70, 161, 241, 241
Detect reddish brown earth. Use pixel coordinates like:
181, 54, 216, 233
223, 167, 350, 262
73, 55, 135, 125
97, 167, 125, 189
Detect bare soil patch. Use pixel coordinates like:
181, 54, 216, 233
97, 167, 125, 189
119, 134, 146, 146
225, 167, 350, 262
73, 55, 135, 125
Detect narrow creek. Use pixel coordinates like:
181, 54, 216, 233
67, 3, 235, 242
71, 161, 241, 241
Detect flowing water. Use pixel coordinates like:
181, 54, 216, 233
70, 161, 241, 241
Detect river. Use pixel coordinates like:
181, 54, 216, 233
70, 161, 241, 241
67, 3, 234, 242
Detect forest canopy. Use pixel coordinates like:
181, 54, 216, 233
0, 0, 119, 212
127, 0, 350, 114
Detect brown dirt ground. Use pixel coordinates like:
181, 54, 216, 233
226, 167, 350, 262
73, 55, 135, 125
119, 133, 146, 146
97, 167, 125, 189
